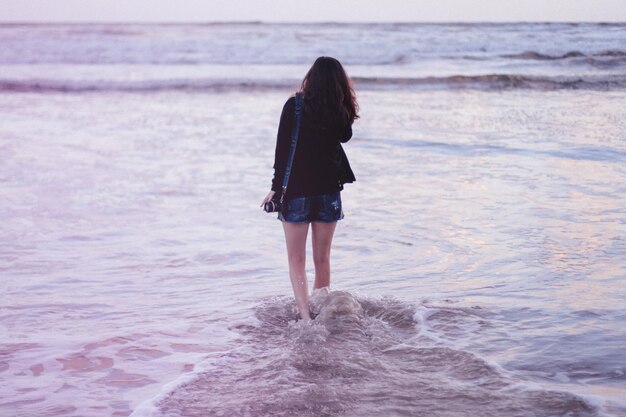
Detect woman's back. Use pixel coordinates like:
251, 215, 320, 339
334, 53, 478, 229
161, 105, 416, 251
271, 95, 353, 199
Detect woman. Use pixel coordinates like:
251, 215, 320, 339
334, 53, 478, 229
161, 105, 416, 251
261, 56, 359, 321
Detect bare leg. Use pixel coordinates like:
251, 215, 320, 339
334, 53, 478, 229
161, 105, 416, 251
311, 221, 337, 290
282, 221, 311, 320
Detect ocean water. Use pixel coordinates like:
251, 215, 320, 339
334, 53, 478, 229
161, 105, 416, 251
0, 22, 625, 417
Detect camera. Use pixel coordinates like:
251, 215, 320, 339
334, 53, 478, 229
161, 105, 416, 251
264, 200, 281, 213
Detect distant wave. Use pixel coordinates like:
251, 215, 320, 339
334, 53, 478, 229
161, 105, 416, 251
354, 74, 626, 91
0, 79, 297, 93
2, 73, 625, 93
504, 49, 626, 60
502, 49, 626, 68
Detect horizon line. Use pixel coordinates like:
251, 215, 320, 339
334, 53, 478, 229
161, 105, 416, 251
0, 20, 624, 25
0, 19, 626, 25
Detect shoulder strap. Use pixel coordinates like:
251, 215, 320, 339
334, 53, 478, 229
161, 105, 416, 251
280, 92, 303, 204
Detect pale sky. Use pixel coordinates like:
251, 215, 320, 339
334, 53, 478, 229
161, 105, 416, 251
0, 0, 625, 22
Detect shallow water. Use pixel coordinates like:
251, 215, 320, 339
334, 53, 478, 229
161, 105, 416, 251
1, 22, 626, 417
1, 88, 624, 417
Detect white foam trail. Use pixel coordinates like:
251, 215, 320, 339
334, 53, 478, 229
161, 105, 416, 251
129, 350, 233, 417
412, 304, 447, 344
130, 316, 262, 417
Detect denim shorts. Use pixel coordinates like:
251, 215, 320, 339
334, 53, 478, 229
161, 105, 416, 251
278, 191, 344, 224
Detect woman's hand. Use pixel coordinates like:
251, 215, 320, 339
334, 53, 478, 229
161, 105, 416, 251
260, 190, 276, 207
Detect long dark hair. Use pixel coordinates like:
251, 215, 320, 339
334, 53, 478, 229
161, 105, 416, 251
300, 56, 359, 127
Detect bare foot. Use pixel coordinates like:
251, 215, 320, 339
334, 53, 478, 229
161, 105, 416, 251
295, 309, 312, 322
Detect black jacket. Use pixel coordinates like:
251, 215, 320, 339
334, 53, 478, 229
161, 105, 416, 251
271, 95, 355, 198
